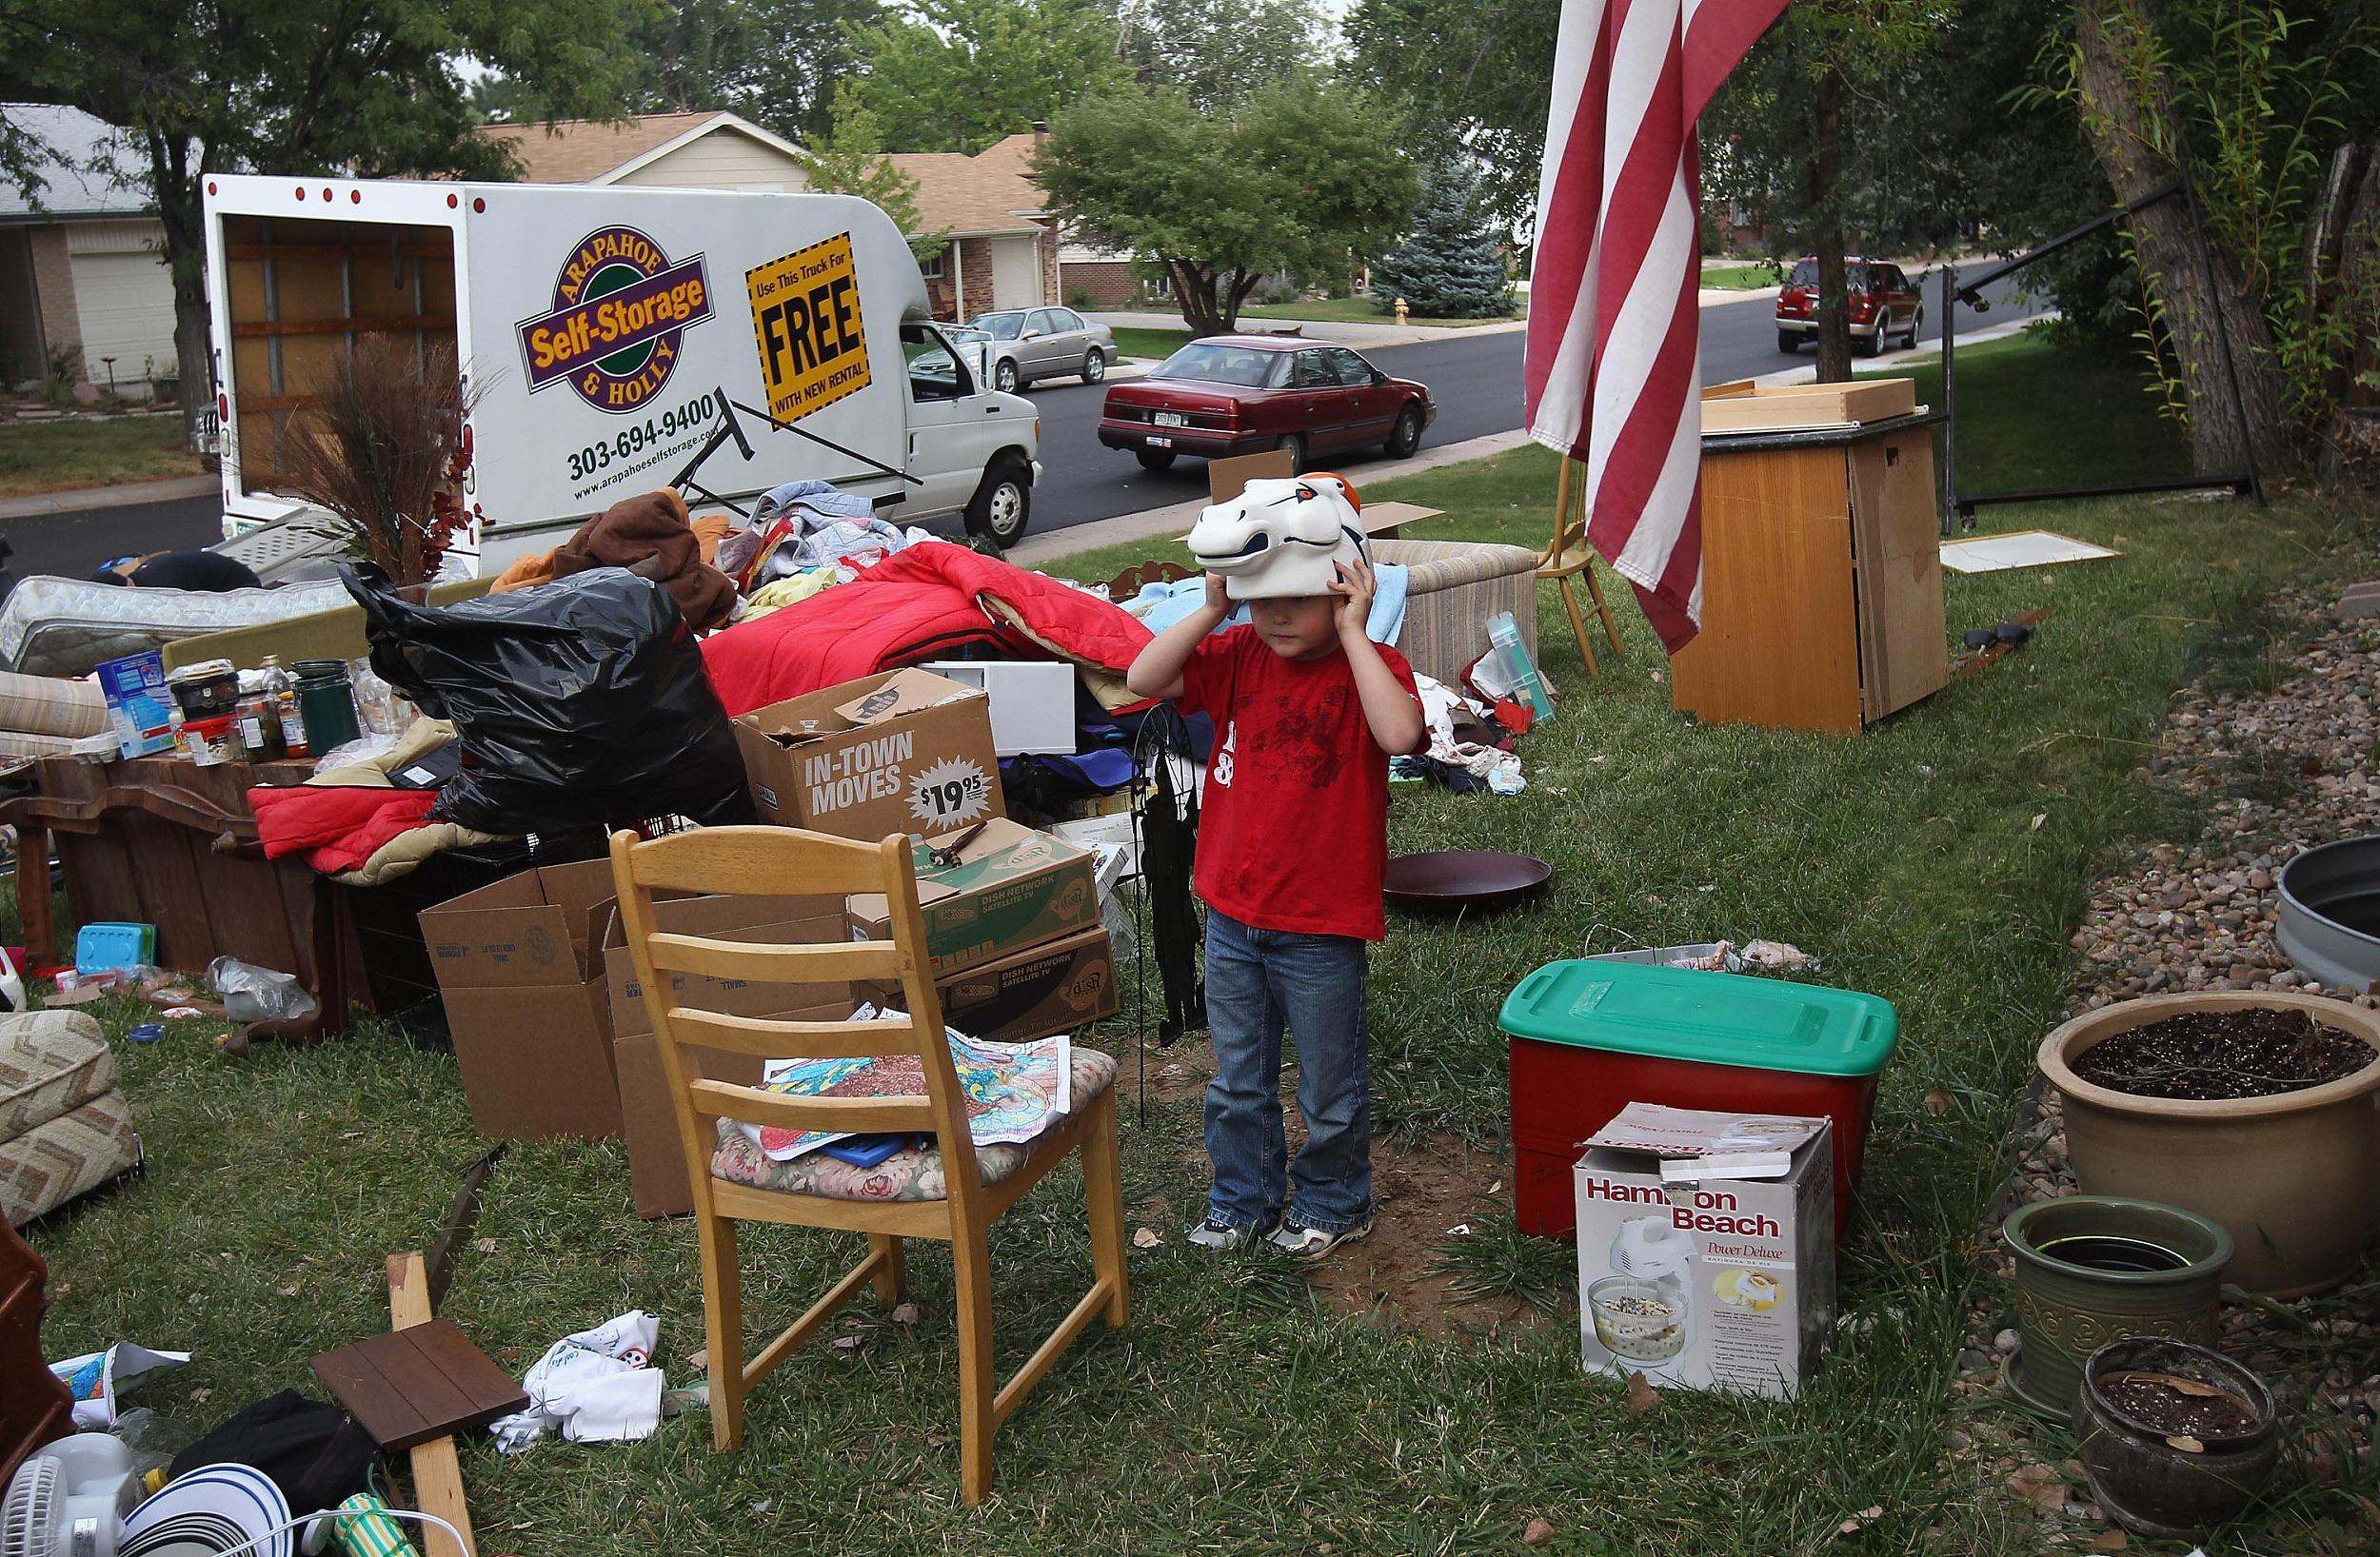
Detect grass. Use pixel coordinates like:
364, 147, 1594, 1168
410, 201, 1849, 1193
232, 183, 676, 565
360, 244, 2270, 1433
24, 336, 2377, 1553
1108, 325, 1189, 362
1236, 297, 1526, 327
0, 413, 204, 496
1699, 262, 1783, 290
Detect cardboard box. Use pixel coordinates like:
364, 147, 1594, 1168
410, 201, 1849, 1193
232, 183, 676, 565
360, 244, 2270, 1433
920, 660, 1078, 756
846, 818, 1098, 978
1574, 1112, 1835, 1399
869, 924, 1116, 1044
417, 858, 627, 1142
733, 667, 1004, 841
95, 651, 177, 759
603, 892, 851, 1218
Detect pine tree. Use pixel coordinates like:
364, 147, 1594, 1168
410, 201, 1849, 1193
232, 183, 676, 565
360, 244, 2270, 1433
1372, 158, 1513, 320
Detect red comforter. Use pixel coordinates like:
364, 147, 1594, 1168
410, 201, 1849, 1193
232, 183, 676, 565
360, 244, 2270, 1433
249, 785, 440, 876
701, 541, 1153, 716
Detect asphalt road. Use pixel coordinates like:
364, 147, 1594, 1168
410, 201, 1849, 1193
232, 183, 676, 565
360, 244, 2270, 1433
5, 279, 2045, 581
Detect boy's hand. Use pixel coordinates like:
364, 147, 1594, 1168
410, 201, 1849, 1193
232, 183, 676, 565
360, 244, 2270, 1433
1201, 570, 1232, 619
1329, 555, 1378, 642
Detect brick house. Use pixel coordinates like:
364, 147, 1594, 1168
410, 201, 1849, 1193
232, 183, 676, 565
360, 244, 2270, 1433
884, 132, 1062, 323
0, 104, 178, 394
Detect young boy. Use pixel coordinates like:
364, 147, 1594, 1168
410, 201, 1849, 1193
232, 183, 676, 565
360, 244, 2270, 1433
1124, 499, 1424, 1256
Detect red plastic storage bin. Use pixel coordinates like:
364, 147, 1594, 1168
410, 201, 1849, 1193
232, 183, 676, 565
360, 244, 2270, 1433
1499, 959, 1899, 1243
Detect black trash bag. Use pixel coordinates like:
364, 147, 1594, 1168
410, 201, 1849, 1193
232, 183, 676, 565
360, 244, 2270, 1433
344, 564, 755, 834
169, 1389, 382, 1514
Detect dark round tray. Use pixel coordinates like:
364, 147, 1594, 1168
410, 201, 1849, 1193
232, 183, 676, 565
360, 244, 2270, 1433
1384, 850, 1553, 912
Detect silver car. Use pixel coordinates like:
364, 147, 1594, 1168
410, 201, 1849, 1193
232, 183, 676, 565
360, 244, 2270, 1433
966, 306, 1118, 392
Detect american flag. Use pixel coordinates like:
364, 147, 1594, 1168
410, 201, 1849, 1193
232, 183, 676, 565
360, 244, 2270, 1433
1523, 0, 1791, 652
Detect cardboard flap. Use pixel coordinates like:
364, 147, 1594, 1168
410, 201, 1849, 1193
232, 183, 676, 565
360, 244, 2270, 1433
831, 666, 979, 725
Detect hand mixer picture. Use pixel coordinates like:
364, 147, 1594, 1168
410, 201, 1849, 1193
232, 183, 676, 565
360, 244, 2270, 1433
1586, 1215, 1696, 1374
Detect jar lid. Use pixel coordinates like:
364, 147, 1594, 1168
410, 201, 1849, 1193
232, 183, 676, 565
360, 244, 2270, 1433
292, 660, 349, 677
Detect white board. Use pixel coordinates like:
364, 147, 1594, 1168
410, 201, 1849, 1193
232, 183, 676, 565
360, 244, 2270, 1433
1939, 529, 2120, 574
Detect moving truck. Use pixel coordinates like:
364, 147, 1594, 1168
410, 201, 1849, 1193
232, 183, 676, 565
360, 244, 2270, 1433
200, 175, 1041, 572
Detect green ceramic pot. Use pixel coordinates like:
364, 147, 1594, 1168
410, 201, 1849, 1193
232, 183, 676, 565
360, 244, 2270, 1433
2000, 1195, 2232, 1414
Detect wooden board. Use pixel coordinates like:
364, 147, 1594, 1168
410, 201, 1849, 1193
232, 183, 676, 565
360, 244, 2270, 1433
1848, 432, 1950, 722
310, 1318, 526, 1452
388, 1253, 478, 1557
1700, 378, 1918, 433
1670, 443, 1863, 733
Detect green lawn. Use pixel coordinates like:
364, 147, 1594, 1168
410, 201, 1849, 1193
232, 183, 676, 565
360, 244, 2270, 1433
1108, 325, 1190, 362
1699, 262, 1784, 290
26, 333, 2368, 1553
1236, 297, 1526, 327
0, 414, 204, 497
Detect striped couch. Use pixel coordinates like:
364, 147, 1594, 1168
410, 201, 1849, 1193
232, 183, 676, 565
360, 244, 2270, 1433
2, 1012, 140, 1229
1371, 540, 1543, 691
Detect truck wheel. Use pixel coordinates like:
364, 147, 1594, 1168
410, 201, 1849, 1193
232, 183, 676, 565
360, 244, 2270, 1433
995, 360, 1020, 393
964, 456, 1032, 548
1864, 319, 1890, 357
1082, 347, 1106, 384
1384, 404, 1424, 459
1776, 329, 1800, 353
1135, 447, 1177, 471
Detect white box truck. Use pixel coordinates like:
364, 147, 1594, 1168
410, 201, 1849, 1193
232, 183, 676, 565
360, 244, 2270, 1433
200, 174, 1041, 572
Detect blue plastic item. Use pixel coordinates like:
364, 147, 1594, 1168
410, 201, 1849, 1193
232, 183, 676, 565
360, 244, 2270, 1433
74, 922, 156, 976
820, 1133, 917, 1168
127, 1024, 165, 1044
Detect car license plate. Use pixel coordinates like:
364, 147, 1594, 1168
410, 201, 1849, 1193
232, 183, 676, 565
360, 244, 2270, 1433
1154, 411, 1188, 427
1147, 435, 1173, 448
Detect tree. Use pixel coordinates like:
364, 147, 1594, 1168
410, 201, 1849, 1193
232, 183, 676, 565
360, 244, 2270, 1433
796, 81, 949, 262
1373, 158, 1514, 319
1039, 74, 1419, 335
1344, 0, 1562, 234
853, 0, 1132, 154
1120, 0, 1321, 113
19, 0, 642, 447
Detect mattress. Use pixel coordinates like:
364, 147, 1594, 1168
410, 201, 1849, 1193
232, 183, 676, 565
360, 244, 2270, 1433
0, 576, 355, 679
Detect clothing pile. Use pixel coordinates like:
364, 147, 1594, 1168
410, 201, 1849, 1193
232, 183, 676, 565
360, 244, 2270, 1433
1393, 672, 1528, 796
723, 479, 933, 605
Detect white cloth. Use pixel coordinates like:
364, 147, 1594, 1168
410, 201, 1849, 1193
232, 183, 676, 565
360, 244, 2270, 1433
488, 1311, 664, 1453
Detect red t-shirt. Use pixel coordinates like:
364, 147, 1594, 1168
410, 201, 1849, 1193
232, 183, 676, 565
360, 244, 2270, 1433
1177, 627, 1420, 941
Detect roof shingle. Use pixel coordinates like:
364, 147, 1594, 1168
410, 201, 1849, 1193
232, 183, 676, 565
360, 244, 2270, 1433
885, 131, 1049, 236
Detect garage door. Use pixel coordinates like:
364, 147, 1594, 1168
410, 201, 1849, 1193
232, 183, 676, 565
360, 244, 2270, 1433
989, 237, 1041, 310
71, 249, 179, 387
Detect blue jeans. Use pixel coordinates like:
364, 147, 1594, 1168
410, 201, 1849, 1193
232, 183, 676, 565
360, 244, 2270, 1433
1201, 910, 1373, 1234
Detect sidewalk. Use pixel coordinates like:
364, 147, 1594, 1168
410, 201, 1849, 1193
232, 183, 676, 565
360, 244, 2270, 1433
0, 472, 216, 521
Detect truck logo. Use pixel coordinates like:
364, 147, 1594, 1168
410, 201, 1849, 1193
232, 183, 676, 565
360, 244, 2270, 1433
745, 233, 872, 424
516, 226, 712, 412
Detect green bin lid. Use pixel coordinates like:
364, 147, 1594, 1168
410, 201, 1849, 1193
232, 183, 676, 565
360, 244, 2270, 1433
1498, 959, 1897, 1077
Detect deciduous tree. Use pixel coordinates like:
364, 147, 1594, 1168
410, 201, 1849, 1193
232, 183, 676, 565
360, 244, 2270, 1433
854, 0, 1131, 154
795, 81, 949, 262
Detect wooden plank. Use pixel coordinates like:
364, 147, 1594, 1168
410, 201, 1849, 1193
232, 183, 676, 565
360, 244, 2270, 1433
227, 241, 453, 262
645, 933, 900, 985
1670, 443, 1863, 734
135, 820, 216, 973
387, 1253, 478, 1557
685, 1078, 936, 1134
399, 1320, 528, 1422
1847, 432, 1950, 721
310, 1340, 435, 1449
230, 314, 456, 340
1698, 378, 1917, 433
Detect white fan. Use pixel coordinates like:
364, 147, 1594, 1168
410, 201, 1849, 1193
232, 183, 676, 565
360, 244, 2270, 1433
2, 1435, 139, 1557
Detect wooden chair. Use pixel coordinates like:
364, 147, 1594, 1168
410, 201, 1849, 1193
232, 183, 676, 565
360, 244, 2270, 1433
1539, 457, 1627, 676
607, 826, 1129, 1506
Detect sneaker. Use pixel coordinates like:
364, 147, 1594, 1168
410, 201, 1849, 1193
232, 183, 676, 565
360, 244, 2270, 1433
1185, 1215, 1273, 1251
1265, 1216, 1376, 1258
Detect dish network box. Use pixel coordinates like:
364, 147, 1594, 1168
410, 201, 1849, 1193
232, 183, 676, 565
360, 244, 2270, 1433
1499, 959, 1896, 1243
1576, 1107, 1835, 1399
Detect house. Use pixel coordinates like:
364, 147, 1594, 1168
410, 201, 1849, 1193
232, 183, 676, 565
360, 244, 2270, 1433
884, 131, 1063, 322
478, 109, 810, 193
0, 104, 177, 394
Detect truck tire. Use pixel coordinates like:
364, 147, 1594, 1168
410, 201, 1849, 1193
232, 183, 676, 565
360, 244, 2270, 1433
1776, 329, 1800, 353
1135, 447, 1177, 471
964, 455, 1032, 548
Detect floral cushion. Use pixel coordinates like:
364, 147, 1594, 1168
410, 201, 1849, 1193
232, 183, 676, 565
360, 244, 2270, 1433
709, 1046, 1117, 1203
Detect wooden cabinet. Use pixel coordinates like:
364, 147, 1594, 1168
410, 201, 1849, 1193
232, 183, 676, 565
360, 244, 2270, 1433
1670, 409, 1948, 734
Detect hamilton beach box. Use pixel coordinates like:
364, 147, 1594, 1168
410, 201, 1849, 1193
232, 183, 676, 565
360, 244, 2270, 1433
846, 818, 1099, 978
867, 924, 1117, 1045
733, 668, 1005, 842
417, 858, 627, 1141
603, 893, 852, 1218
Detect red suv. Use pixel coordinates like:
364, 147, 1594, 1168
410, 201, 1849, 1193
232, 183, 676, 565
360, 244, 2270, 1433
1775, 257, 1923, 356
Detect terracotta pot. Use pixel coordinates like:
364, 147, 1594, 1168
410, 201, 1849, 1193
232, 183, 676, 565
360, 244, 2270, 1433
2074, 1337, 2279, 1541
2001, 1195, 2231, 1415
2038, 992, 2380, 1296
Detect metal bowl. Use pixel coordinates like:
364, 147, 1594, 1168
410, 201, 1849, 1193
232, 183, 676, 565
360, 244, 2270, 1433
1382, 850, 1552, 912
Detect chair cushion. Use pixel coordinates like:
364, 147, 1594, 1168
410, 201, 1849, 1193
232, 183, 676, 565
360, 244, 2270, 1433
708, 1046, 1117, 1203
0, 1011, 115, 1142
3, 1089, 139, 1229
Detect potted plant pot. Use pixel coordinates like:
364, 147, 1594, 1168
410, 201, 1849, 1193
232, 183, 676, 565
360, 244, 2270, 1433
2038, 992, 2380, 1296
2000, 1195, 2231, 1415
2074, 1336, 2279, 1541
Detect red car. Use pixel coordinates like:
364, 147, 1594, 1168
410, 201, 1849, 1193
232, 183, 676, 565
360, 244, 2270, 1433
1775, 256, 1923, 356
1098, 337, 1435, 473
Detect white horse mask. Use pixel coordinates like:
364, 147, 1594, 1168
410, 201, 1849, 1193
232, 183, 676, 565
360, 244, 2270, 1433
1184, 474, 1366, 601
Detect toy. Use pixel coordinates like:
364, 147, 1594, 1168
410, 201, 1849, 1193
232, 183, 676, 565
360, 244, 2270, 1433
1186, 474, 1368, 601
